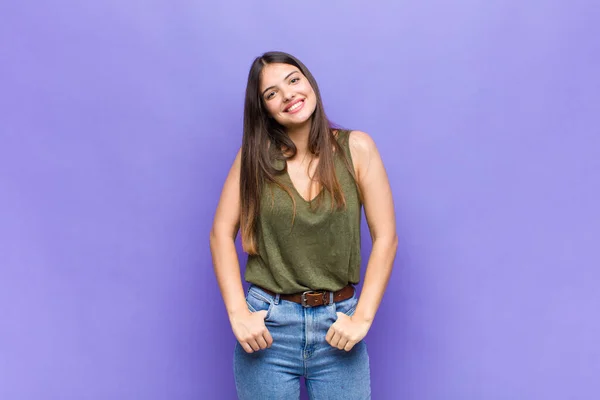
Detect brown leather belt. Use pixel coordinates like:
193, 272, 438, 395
260, 285, 355, 308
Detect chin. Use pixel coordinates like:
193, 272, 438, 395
284, 114, 313, 129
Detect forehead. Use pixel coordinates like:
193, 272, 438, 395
260, 63, 300, 89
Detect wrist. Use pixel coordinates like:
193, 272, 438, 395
352, 309, 375, 324
228, 303, 251, 320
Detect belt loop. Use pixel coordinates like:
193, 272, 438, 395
329, 291, 334, 305
274, 293, 280, 305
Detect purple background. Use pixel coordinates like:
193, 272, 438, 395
1, 1, 599, 399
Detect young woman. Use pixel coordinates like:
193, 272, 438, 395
210, 51, 397, 399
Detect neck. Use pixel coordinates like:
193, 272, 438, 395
286, 119, 312, 159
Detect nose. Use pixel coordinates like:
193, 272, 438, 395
282, 88, 295, 103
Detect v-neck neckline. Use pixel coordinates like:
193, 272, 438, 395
284, 164, 324, 203
278, 130, 345, 203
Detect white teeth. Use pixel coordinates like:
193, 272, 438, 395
288, 101, 303, 112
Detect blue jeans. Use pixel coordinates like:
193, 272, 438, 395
234, 285, 371, 400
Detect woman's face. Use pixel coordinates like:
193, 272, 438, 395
259, 63, 317, 129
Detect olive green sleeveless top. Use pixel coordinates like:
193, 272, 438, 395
244, 130, 362, 294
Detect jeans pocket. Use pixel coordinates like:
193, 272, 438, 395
333, 295, 358, 317
245, 288, 274, 320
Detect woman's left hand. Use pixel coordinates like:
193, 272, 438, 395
326, 313, 372, 351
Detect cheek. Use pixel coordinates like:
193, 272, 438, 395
304, 85, 317, 105
264, 102, 279, 117
306, 93, 318, 112
302, 83, 315, 96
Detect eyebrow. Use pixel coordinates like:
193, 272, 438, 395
261, 71, 300, 97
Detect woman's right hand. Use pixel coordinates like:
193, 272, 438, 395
230, 308, 273, 353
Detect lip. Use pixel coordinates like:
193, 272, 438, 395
284, 99, 305, 114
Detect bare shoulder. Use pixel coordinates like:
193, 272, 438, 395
349, 130, 378, 154
228, 147, 242, 175
347, 130, 379, 177
234, 147, 242, 165
222, 147, 242, 190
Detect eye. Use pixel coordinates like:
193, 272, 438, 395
265, 91, 277, 100
290, 77, 300, 84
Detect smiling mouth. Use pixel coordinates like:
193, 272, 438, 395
285, 99, 305, 113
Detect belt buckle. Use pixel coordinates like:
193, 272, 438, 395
301, 290, 327, 307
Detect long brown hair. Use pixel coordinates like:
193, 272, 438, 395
240, 51, 356, 254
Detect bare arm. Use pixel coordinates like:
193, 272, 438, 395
209, 149, 247, 316
350, 130, 398, 323
209, 149, 272, 353
326, 130, 398, 351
